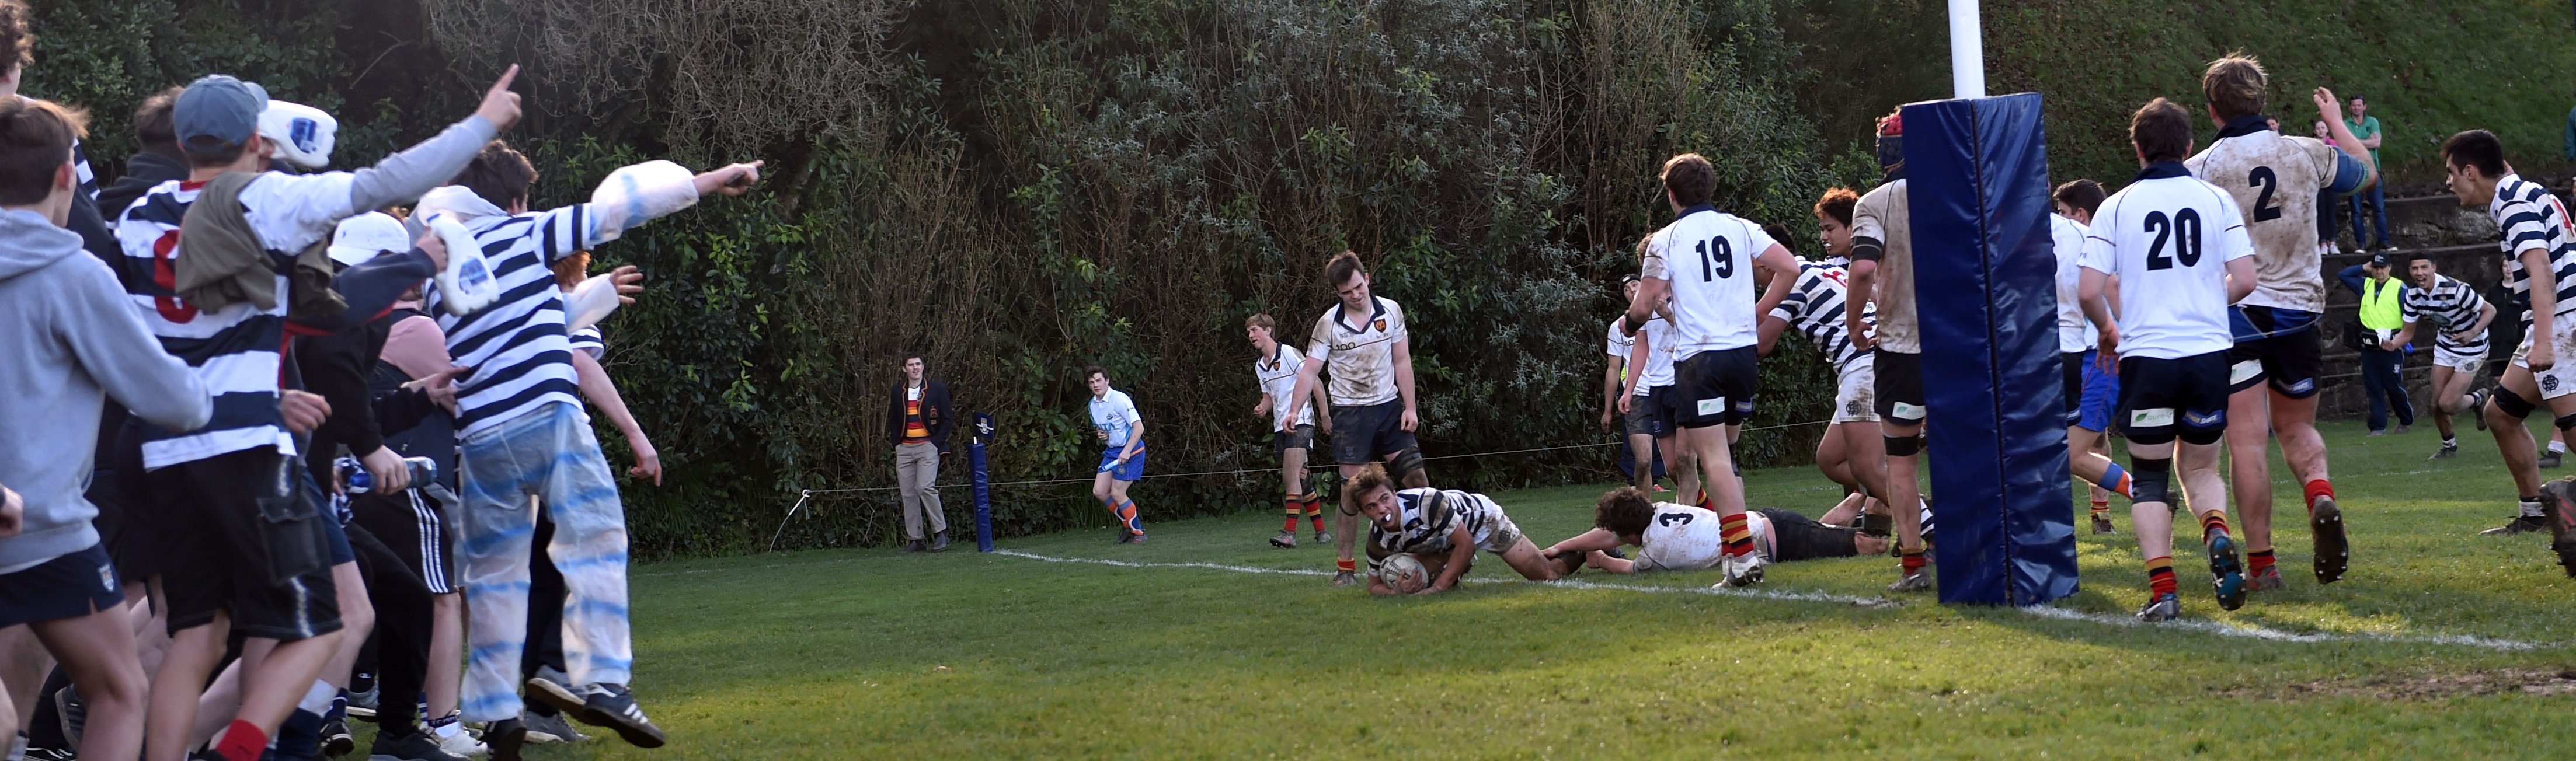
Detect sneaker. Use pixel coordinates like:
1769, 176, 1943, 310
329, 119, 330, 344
2248, 565, 2284, 592
903, 539, 925, 553
2480, 515, 2547, 536
482, 718, 527, 761
522, 710, 589, 745
1886, 571, 1931, 593
929, 531, 950, 552
2090, 515, 2117, 535
558, 683, 667, 749
1113, 530, 1134, 544
345, 682, 380, 720
2544, 449, 2565, 469
2431, 444, 2459, 460
1332, 570, 1357, 587
2539, 479, 2576, 577
1269, 530, 1296, 549
434, 729, 489, 759
323, 717, 356, 757
525, 667, 580, 717
2206, 532, 2246, 611
1312, 530, 1333, 544
25, 748, 76, 761
1715, 553, 1767, 588
2309, 495, 2349, 585
2135, 592, 2180, 622
1131, 533, 1148, 543
51, 683, 83, 748
365, 727, 467, 761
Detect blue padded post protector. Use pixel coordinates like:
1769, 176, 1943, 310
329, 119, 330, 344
1901, 93, 2079, 606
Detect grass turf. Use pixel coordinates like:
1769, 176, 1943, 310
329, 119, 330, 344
475, 420, 2576, 758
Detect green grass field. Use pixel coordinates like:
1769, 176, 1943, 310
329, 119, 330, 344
495, 420, 2576, 759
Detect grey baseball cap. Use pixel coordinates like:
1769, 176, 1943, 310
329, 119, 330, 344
174, 74, 270, 153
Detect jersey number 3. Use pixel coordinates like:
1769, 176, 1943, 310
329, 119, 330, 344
2145, 209, 2203, 270
1695, 238, 1733, 281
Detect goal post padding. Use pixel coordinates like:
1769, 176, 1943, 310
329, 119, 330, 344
1902, 93, 2080, 606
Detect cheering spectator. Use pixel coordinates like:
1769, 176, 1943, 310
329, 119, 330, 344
2344, 95, 2389, 250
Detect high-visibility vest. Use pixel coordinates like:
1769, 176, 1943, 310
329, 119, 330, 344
2359, 276, 2405, 331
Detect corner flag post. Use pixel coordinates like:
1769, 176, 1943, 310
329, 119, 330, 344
972, 412, 996, 552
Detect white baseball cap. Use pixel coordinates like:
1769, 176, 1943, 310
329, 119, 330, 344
328, 212, 412, 267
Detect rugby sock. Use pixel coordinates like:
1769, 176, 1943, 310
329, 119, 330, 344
2096, 462, 2133, 498
2522, 497, 2547, 518
2443, 436, 2458, 448
2248, 549, 2276, 576
1899, 551, 1926, 575
2553, 440, 2568, 455
1284, 493, 1303, 533
1116, 499, 1142, 534
1336, 558, 1357, 574
1306, 494, 1327, 531
1719, 512, 1754, 557
298, 680, 337, 715
213, 720, 269, 761
2088, 497, 2110, 519
2198, 511, 2232, 544
2143, 556, 2177, 598
2302, 479, 2335, 513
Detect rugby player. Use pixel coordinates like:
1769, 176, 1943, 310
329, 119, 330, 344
1249, 314, 1332, 548
2385, 255, 2495, 463
1843, 113, 1934, 591
2442, 129, 2576, 568
1280, 252, 1427, 586
1346, 465, 1568, 596
1085, 366, 1148, 543
1544, 488, 1892, 573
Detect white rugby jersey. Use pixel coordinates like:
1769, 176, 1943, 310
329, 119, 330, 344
1640, 206, 1775, 359
2400, 273, 2490, 354
1088, 389, 1143, 448
1306, 296, 1408, 406
2185, 121, 2359, 313
1850, 180, 1919, 352
2488, 174, 2576, 319
1604, 319, 1632, 362
115, 173, 357, 467
1366, 488, 1506, 572
2052, 214, 2098, 352
1767, 261, 1872, 372
1255, 343, 1313, 429
1630, 502, 1730, 571
2077, 165, 2256, 360
1632, 316, 1677, 393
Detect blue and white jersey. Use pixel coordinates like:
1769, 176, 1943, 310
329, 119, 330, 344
423, 203, 601, 437
2488, 173, 2576, 319
1767, 261, 1872, 372
2401, 273, 2490, 354
568, 324, 607, 361
114, 173, 358, 468
1088, 388, 1143, 449
1366, 487, 1506, 572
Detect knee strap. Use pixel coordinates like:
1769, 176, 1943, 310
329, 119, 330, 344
2129, 457, 2173, 505
2498, 389, 2539, 420
1386, 447, 1426, 484
1883, 434, 1925, 458
2555, 413, 2576, 434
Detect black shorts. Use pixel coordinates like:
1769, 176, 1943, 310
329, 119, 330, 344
96, 421, 161, 582
1329, 399, 1418, 465
1274, 424, 1315, 458
0, 543, 124, 629
2062, 352, 2086, 424
1760, 509, 1858, 563
1621, 390, 1666, 438
1872, 350, 1927, 422
2116, 351, 2233, 445
2228, 306, 2324, 397
351, 487, 457, 596
1670, 347, 1759, 429
148, 448, 343, 641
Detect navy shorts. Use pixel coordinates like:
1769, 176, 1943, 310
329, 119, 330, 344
1330, 399, 1419, 465
0, 543, 124, 629
1671, 347, 1759, 429
1275, 424, 1315, 458
2117, 351, 2233, 445
2229, 306, 2323, 398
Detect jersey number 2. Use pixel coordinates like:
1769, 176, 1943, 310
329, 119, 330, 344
2145, 209, 2203, 270
2247, 167, 2282, 222
1695, 238, 1733, 281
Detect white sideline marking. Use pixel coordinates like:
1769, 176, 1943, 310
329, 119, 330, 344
990, 550, 2547, 651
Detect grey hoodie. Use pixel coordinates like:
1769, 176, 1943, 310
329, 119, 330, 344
0, 208, 210, 574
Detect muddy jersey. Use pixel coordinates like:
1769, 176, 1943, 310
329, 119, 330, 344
1306, 296, 1408, 406
1850, 179, 1917, 352
2185, 120, 2363, 313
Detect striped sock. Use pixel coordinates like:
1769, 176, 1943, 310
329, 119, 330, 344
2088, 497, 2109, 518
1284, 494, 1302, 532
1336, 557, 1356, 573
2199, 511, 2231, 544
2097, 462, 2132, 498
1116, 499, 1141, 534
2144, 555, 2176, 597
1306, 495, 1327, 531
1719, 511, 1754, 557
2248, 549, 2275, 575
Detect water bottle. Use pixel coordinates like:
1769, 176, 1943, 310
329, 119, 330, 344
336, 455, 438, 494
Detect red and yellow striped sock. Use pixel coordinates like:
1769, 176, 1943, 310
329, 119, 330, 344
1306, 494, 1327, 531
2088, 497, 2109, 518
1900, 551, 1926, 574
2144, 555, 2177, 597
2247, 549, 2275, 575
1284, 493, 1303, 532
1719, 511, 1754, 557
2199, 511, 2231, 544
1336, 557, 1357, 574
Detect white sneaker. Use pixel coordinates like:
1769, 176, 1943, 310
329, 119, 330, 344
437, 728, 490, 757
1714, 553, 1767, 588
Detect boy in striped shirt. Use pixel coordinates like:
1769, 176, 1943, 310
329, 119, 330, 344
1759, 191, 1893, 547
2442, 129, 2576, 567
2389, 254, 2495, 463
420, 141, 758, 756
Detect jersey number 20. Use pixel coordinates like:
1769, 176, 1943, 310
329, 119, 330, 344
2145, 209, 2203, 270
1696, 238, 1734, 281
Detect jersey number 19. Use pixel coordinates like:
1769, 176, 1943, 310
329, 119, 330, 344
1695, 238, 1734, 281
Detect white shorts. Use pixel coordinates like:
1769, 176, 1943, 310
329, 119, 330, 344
2433, 344, 2484, 375
2511, 318, 2576, 399
1832, 360, 1879, 424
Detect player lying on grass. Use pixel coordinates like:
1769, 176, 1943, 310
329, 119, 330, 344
1543, 487, 1890, 573
1346, 464, 1572, 595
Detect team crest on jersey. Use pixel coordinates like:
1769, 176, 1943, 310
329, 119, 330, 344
1373, 319, 1387, 332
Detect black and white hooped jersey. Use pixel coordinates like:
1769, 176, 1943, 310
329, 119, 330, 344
2488, 173, 2576, 318
2400, 273, 2491, 352
1641, 205, 1777, 360
2077, 163, 2256, 360
1365, 488, 1503, 571
1766, 261, 1873, 372
424, 203, 601, 437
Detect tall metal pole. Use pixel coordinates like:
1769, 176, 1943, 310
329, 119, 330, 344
1949, 0, 1986, 99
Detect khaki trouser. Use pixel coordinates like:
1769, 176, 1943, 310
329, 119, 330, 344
897, 441, 946, 539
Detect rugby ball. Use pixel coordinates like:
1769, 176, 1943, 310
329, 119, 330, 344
1378, 553, 1430, 594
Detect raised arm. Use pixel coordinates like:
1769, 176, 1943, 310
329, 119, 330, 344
2314, 88, 2378, 191
343, 67, 517, 216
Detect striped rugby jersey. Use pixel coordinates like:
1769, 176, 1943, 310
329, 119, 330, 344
2488, 173, 2576, 318
2400, 273, 2490, 353
114, 173, 358, 467
1365, 487, 1505, 573
424, 204, 601, 437
568, 324, 607, 361
1767, 261, 1874, 372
